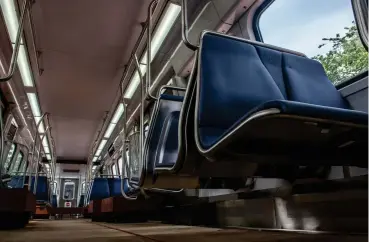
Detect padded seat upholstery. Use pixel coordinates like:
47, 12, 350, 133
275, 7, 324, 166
8, 176, 24, 188
107, 178, 122, 197
52, 195, 58, 208
30, 176, 49, 201
89, 178, 110, 201
195, 32, 367, 165
143, 94, 184, 182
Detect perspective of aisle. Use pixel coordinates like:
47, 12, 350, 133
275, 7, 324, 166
0, 220, 366, 242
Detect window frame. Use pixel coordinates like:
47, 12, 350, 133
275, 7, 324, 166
4, 143, 16, 172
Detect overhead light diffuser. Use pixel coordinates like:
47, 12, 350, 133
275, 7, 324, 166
27, 93, 41, 117
95, 149, 102, 157
103, 123, 116, 139
124, 3, 180, 99
43, 146, 50, 154
17, 45, 34, 87
97, 139, 107, 151
92, 157, 97, 162
34, 116, 46, 133
111, 103, 124, 124
46, 154, 51, 160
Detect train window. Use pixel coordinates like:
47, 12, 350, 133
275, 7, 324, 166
256, 0, 368, 85
4, 143, 16, 172
118, 157, 123, 176
63, 182, 75, 200
11, 151, 23, 174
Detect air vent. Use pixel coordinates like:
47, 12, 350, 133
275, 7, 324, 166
63, 169, 80, 173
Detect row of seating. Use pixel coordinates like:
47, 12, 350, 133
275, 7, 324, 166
88, 177, 122, 201
127, 32, 367, 190
8, 175, 50, 202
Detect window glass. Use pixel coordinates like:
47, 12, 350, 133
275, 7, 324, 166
63, 182, 75, 200
258, 0, 368, 85
11, 152, 23, 173
4, 144, 16, 172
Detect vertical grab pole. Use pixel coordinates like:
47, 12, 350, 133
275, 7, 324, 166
0, 0, 29, 82
146, 0, 158, 100
33, 126, 50, 195
28, 113, 48, 191
119, 83, 136, 200
181, 0, 198, 51
134, 55, 145, 184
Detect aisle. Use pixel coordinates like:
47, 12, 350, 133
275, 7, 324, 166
0, 220, 365, 242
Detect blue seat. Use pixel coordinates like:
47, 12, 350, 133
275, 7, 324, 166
194, 32, 367, 167
30, 176, 49, 202
89, 178, 110, 201
51, 195, 58, 208
8, 176, 24, 188
136, 93, 184, 185
107, 178, 122, 197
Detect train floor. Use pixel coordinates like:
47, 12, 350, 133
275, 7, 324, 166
0, 219, 366, 242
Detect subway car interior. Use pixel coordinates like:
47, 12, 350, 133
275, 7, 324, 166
0, 0, 368, 241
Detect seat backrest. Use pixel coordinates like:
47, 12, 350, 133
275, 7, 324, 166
143, 94, 184, 181
31, 176, 49, 201
52, 195, 58, 208
107, 178, 121, 197
89, 178, 110, 201
197, 32, 350, 148
8, 176, 24, 188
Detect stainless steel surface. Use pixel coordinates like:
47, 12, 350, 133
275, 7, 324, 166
181, 0, 198, 51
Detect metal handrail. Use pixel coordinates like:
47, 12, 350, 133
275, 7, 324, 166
181, 0, 198, 51
32, 126, 50, 195
27, 112, 48, 191
146, 0, 159, 100
0, 0, 30, 82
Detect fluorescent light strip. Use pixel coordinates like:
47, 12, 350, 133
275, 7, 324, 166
123, 3, 180, 99
92, 157, 97, 162
103, 123, 116, 139
41, 135, 49, 147
97, 139, 107, 151
46, 154, 51, 160
34, 117, 46, 133
95, 149, 102, 157
43, 146, 50, 154
27, 93, 41, 117
111, 103, 124, 124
